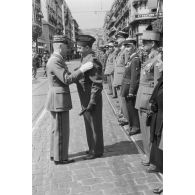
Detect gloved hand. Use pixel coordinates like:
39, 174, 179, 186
79, 62, 93, 73
86, 103, 96, 112
126, 93, 135, 101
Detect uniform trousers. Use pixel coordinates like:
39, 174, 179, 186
111, 74, 117, 97
50, 111, 70, 161
120, 83, 140, 129
126, 98, 140, 129
116, 86, 123, 115
150, 137, 163, 173
106, 75, 113, 94
139, 109, 151, 159
83, 96, 104, 155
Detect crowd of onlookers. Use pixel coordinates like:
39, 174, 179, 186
97, 29, 163, 194
32, 51, 50, 79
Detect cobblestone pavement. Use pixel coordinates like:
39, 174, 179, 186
32, 60, 162, 195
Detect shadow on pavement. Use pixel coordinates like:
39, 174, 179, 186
69, 140, 139, 162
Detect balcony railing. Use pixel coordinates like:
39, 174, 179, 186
132, 0, 147, 8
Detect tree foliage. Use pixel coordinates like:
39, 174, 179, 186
32, 23, 42, 41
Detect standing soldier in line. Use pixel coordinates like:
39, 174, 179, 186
45, 35, 94, 165
104, 41, 115, 95
121, 38, 141, 135
112, 31, 129, 121
102, 45, 109, 83
110, 41, 120, 98
98, 46, 106, 71
135, 30, 161, 169
123, 38, 141, 136
76, 34, 104, 160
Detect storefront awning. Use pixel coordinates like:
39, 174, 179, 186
147, 0, 158, 9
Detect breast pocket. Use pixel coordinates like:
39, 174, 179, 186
54, 91, 72, 110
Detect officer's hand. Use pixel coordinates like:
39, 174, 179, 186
79, 62, 93, 73
86, 103, 96, 112
126, 93, 135, 101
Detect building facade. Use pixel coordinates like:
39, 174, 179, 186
103, 0, 163, 46
33, 0, 79, 54
32, 0, 44, 53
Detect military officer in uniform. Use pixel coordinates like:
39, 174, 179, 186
135, 30, 161, 167
111, 41, 120, 98
45, 35, 94, 165
104, 42, 115, 95
113, 31, 129, 120
121, 38, 141, 135
76, 34, 104, 160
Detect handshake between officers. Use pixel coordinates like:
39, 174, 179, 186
45, 34, 104, 165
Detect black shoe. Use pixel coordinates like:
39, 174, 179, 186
83, 154, 103, 160
85, 150, 93, 155
141, 160, 150, 166
146, 166, 159, 173
50, 157, 54, 161
118, 120, 129, 126
129, 128, 141, 136
153, 186, 163, 194
54, 159, 75, 165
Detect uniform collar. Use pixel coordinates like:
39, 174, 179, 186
148, 49, 158, 59
53, 52, 64, 61
129, 52, 137, 60
81, 52, 94, 63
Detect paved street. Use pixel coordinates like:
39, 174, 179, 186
32, 60, 162, 195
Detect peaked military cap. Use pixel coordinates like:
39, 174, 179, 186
77, 34, 96, 47
123, 37, 137, 46
116, 31, 129, 39
142, 30, 160, 41
104, 44, 109, 49
52, 35, 68, 44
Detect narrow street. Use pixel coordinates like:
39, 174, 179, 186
32, 60, 162, 195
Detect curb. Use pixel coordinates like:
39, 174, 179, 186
103, 89, 163, 182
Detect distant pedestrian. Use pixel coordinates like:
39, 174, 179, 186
32, 52, 39, 79
42, 51, 48, 77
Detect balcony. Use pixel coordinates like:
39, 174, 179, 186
108, 27, 117, 37
132, 0, 147, 8
130, 11, 163, 24
114, 5, 129, 28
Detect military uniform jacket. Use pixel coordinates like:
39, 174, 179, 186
104, 51, 115, 75
45, 53, 83, 112
149, 74, 163, 146
76, 52, 103, 108
135, 50, 159, 110
101, 53, 108, 71
122, 53, 141, 95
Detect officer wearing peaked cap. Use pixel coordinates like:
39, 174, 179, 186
104, 41, 115, 95
45, 35, 94, 165
121, 38, 141, 135
135, 30, 162, 167
76, 34, 104, 160
113, 31, 129, 120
